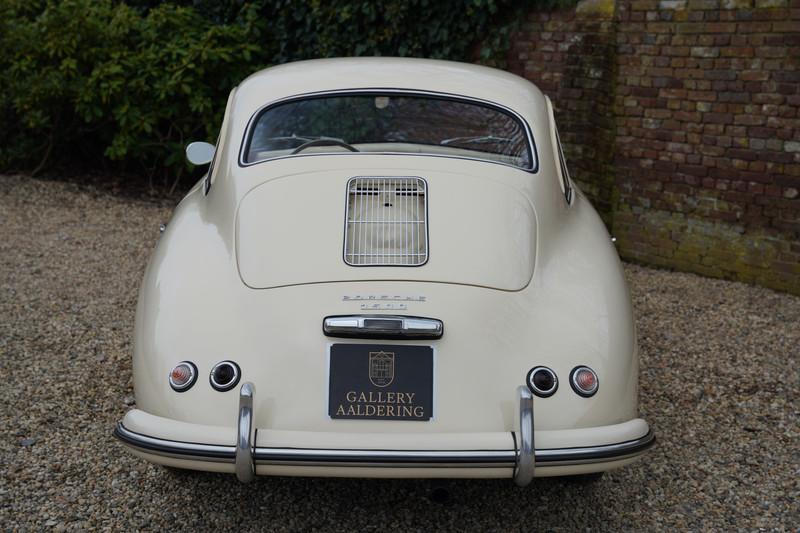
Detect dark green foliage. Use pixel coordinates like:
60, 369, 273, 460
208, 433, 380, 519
0, 0, 562, 184
0, 0, 261, 182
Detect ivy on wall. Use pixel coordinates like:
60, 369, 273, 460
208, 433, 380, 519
0, 0, 568, 187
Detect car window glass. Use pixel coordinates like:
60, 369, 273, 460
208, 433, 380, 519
244, 94, 533, 170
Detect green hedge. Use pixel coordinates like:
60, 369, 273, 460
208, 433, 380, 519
0, 0, 560, 187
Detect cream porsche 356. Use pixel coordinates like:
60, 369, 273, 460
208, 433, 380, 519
114, 57, 654, 485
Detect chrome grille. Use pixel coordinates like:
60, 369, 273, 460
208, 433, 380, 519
344, 176, 428, 266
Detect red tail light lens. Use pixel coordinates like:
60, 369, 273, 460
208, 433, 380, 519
570, 366, 598, 397
169, 362, 198, 392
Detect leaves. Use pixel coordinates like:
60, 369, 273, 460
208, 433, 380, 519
0, 0, 561, 180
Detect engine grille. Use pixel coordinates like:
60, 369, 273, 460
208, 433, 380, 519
344, 176, 428, 266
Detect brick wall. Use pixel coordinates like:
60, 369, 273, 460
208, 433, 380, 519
508, 0, 800, 294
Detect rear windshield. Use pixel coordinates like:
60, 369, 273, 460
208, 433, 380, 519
243, 93, 534, 169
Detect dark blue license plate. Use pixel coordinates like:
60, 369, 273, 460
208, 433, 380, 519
329, 344, 433, 421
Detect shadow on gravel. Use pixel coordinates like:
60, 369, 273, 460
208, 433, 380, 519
155, 471, 612, 530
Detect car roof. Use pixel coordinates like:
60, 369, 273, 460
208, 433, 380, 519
232, 57, 546, 123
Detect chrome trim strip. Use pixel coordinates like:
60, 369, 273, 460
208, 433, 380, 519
536, 430, 655, 463
114, 424, 236, 460
323, 314, 443, 339
513, 385, 535, 486
237, 88, 539, 173
255, 448, 515, 468
114, 426, 655, 469
235, 382, 255, 482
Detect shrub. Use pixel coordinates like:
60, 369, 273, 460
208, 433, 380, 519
0, 0, 260, 186
0, 0, 557, 187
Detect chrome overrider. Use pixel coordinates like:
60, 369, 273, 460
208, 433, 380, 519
113, 384, 655, 485
236, 382, 256, 483
513, 385, 534, 486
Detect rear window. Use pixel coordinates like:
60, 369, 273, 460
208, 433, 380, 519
243, 93, 534, 170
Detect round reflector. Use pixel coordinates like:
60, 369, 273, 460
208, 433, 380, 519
169, 361, 197, 392
526, 366, 558, 398
210, 361, 241, 392
570, 366, 599, 397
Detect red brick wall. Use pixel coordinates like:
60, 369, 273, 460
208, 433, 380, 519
508, 0, 800, 294
508, 4, 619, 222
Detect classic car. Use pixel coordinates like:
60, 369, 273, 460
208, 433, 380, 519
114, 57, 654, 485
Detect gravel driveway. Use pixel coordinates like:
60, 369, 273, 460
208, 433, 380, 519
1, 174, 798, 531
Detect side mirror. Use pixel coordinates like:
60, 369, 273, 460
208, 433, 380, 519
185, 141, 215, 165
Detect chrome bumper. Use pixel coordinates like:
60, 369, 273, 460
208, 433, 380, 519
114, 384, 655, 485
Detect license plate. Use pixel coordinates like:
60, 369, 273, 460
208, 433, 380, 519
328, 344, 433, 421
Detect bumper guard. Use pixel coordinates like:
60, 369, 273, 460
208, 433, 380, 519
236, 382, 256, 483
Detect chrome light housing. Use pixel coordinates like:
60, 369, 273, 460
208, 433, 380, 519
526, 366, 558, 398
210, 361, 241, 392
570, 366, 599, 397
169, 361, 198, 392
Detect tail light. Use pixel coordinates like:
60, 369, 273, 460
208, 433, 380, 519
210, 361, 241, 392
169, 362, 198, 392
526, 366, 558, 398
570, 366, 599, 397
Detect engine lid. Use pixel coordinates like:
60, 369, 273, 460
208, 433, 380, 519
235, 169, 535, 291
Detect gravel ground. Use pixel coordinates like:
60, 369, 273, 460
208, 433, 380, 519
1, 174, 798, 531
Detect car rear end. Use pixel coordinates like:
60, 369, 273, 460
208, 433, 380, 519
116, 156, 653, 484
114, 59, 653, 484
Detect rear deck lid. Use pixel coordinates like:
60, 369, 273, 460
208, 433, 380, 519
236, 169, 535, 291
